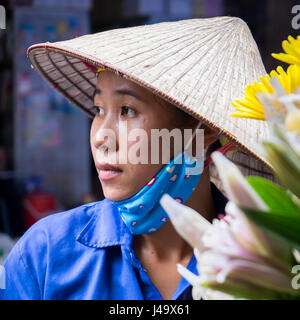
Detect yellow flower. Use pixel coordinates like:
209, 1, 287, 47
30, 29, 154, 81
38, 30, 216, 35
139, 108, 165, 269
219, 136, 237, 152
230, 65, 300, 120
272, 35, 300, 66
97, 67, 106, 73
285, 110, 300, 135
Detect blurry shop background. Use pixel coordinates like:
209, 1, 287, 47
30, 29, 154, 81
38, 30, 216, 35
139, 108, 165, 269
0, 0, 298, 258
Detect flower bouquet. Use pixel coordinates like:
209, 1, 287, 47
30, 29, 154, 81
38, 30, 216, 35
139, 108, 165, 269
160, 36, 300, 300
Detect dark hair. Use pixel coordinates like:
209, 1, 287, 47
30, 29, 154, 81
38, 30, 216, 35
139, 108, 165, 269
154, 95, 222, 155
154, 96, 199, 127
207, 139, 222, 156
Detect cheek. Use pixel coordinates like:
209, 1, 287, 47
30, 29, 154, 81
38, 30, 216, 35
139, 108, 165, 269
122, 162, 163, 199
90, 120, 99, 159
122, 120, 165, 185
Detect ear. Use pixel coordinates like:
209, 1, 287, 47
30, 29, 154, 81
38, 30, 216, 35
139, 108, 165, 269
204, 125, 220, 148
188, 121, 219, 157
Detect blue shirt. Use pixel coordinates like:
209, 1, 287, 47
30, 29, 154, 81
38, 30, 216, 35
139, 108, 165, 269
0, 182, 227, 300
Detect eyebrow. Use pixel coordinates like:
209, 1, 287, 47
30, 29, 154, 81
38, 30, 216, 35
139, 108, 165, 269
93, 87, 143, 102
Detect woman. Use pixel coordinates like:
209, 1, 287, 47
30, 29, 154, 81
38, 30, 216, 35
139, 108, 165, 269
0, 16, 276, 300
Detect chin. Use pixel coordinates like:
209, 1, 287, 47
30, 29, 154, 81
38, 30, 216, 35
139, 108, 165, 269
102, 188, 132, 202
101, 175, 148, 202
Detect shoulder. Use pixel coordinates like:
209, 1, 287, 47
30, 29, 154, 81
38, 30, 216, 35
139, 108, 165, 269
0, 200, 111, 299
3, 199, 110, 276
17, 200, 106, 253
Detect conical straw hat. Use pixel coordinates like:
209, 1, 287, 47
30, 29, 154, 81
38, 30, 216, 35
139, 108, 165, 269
27, 16, 278, 196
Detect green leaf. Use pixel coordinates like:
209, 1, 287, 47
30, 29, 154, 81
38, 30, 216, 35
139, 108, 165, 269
261, 137, 300, 199
241, 206, 300, 249
246, 176, 300, 218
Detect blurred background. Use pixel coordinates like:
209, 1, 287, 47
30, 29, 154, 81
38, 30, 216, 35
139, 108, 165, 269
0, 0, 299, 254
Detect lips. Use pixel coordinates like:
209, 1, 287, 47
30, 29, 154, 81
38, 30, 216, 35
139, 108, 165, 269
96, 163, 123, 180
97, 163, 123, 172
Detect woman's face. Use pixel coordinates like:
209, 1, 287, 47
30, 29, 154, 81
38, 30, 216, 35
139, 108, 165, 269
90, 71, 215, 201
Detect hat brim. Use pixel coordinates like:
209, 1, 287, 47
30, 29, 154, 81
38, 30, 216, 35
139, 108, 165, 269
27, 42, 278, 196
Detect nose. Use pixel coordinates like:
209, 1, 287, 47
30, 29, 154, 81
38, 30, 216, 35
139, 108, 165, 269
93, 114, 119, 153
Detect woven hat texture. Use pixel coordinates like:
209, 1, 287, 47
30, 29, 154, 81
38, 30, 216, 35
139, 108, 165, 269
27, 16, 278, 196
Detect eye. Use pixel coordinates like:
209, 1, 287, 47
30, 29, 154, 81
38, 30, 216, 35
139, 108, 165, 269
93, 105, 105, 116
121, 106, 136, 117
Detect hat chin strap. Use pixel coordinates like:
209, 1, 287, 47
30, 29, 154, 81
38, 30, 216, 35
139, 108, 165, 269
184, 119, 236, 170
204, 141, 236, 169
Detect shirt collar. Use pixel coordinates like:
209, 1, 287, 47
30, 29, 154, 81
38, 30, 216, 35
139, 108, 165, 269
76, 198, 132, 249
76, 181, 228, 249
